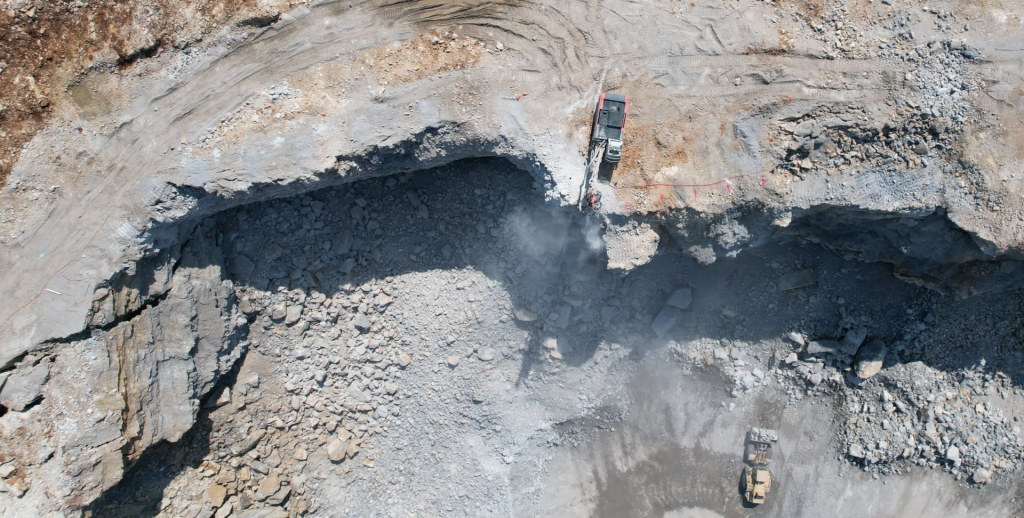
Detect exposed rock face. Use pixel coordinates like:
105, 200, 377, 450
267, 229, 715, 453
0, 220, 246, 513
0, 362, 49, 412
0, 0, 1022, 513
603, 219, 660, 271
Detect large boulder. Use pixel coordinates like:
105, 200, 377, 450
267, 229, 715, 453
237, 507, 289, 518
0, 361, 49, 412
841, 326, 867, 355
805, 340, 842, 357
854, 339, 887, 379
651, 306, 682, 338
603, 220, 659, 272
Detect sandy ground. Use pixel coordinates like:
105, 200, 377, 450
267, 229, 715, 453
537, 356, 1019, 518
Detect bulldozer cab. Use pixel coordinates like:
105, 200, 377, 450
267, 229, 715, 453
755, 467, 771, 484
745, 465, 771, 505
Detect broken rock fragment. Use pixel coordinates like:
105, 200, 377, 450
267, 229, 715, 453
553, 304, 571, 329
0, 361, 49, 412
231, 430, 265, 456
207, 484, 227, 507
854, 339, 887, 379
327, 439, 348, 462
268, 486, 291, 506
513, 307, 537, 322
847, 443, 866, 459
3, 475, 28, 497
946, 445, 961, 465
284, 304, 302, 325
237, 508, 289, 518
256, 475, 281, 499
397, 353, 412, 367
841, 326, 867, 355
972, 468, 993, 485
805, 340, 841, 357
651, 306, 682, 338
666, 287, 692, 310
215, 503, 233, 518
232, 254, 256, 276
345, 440, 360, 459
353, 312, 371, 332
786, 331, 806, 347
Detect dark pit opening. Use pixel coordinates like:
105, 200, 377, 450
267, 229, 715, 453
87, 157, 1024, 518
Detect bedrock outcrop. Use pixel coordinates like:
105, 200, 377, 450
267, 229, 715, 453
0, 220, 245, 511
1, 0, 1024, 513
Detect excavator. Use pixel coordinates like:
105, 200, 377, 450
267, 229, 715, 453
592, 92, 628, 164
578, 92, 629, 211
742, 427, 777, 506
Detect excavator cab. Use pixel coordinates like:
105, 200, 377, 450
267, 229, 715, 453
605, 139, 622, 163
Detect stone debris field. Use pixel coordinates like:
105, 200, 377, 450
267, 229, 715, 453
0, 1, 1024, 517
83, 160, 1024, 517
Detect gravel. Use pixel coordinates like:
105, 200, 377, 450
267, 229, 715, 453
86, 148, 1024, 516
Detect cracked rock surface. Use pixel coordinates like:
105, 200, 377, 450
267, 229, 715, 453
85, 161, 1024, 517
1, 0, 1024, 516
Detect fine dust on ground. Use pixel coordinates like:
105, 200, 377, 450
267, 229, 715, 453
88, 158, 1024, 517
539, 356, 1015, 518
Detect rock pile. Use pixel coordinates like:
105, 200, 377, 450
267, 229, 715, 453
84, 158, 1024, 517
146, 260, 421, 517
685, 307, 1024, 487
91, 160, 606, 517
838, 360, 1023, 483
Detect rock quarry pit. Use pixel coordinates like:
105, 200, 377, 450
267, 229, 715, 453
2, 1, 1024, 517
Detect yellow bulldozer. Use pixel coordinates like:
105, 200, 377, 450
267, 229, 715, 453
742, 427, 778, 506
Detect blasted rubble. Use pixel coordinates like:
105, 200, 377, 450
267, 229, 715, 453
0, 0, 1023, 516
79, 162, 1024, 517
